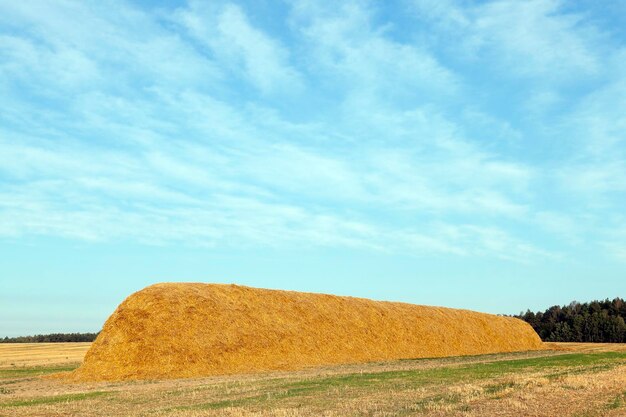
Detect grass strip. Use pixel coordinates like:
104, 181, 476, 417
0, 391, 111, 408
172, 352, 626, 411
0, 365, 78, 380
607, 391, 626, 410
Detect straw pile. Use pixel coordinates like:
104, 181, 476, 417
70, 283, 544, 381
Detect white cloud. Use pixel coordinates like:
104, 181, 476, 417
289, 1, 458, 105
0, 35, 100, 91
472, 0, 600, 79
0, 0, 599, 265
0, 1, 221, 97
174, 1, 303, 95
412, 0, 602, 82
556, 77, 626, 201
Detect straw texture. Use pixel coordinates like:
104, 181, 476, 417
70, 283, 544, 381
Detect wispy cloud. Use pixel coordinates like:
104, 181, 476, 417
412, 0, 602, 81
174, 1, 303, 95
1, 0, 624, 265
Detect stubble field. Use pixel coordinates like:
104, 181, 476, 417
1, 342, 626, 417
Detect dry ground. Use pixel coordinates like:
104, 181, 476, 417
1, 343, 626, 416
0, 343, 90, 368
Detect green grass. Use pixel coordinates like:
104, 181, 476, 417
0, 365, 78, 380
607, 391, 626, 410
287, 351, 626, 388
173, 352, 626, 412
0, 391, 111, 408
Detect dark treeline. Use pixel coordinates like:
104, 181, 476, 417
517, 298, 626, 343
1, 332, 99, 343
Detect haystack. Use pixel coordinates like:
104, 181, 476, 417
70, 283, 543, 381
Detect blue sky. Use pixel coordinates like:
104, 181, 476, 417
1, 0, 625, 337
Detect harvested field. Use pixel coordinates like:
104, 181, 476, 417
69, 283, 543, 381
0, 343, 90, 368
1, 343, 625, 417
543, 342, 626, 353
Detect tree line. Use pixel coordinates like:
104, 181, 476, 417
516, 298, 626, 343
0, 332, 99, 343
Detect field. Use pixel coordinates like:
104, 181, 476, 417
1, 343, 626, 416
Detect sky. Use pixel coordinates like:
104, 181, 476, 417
1, 0, 625, 337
